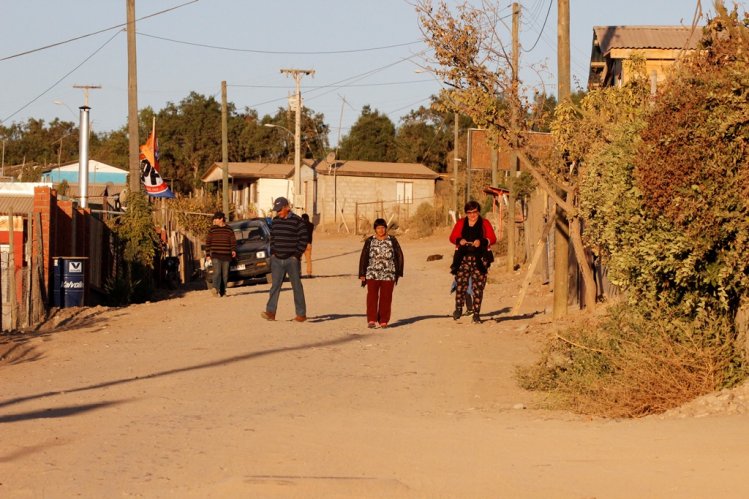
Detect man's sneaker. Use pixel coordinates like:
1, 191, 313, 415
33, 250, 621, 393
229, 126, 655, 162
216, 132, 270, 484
452, 308, 462, 320
472, 314, 481, 324
294, 315, 307, 322
261, 311, 276, 321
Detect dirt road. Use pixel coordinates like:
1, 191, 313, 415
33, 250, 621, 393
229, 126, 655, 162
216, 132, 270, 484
2, 230, 748, 498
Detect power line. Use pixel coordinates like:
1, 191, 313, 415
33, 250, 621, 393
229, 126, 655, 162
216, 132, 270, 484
137, 32, 424, 55
229, 79, 433, 89
522, 0, 553, 53
245, 49, 430, 110
1, 30, 121, 124
0, 0, 199, 62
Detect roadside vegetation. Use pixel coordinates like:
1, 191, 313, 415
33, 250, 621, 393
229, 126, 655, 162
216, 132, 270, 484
420, 0, 749, 417
518, 5, 749, 417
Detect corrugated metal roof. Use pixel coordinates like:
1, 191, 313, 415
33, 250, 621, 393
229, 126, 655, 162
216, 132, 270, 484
0, 195, 34, 214
202, 162, 294, 182
594, 26, 701, 55
63, 183, 126, 199
315, 160, 439, 180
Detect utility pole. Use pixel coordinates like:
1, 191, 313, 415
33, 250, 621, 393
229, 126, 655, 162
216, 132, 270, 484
334, 95, 347, 225
73, 84, 102, 107
221, 81, 229, 216
453, 111, 459, 216
508, 1, 520, 273
126, 0, 140, 195
280, 68, 315, 212
554, 0, 571, 318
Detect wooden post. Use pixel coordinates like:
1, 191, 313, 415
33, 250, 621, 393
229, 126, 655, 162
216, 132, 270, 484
221, 80, 229, 216
508, 2, 520, 273
34, 212, 47, 323
554, 0, 571, 318
512, 212, 556, 315
25, 213, 32, 327
9, 211, 16, 330
126, 0, 140, 194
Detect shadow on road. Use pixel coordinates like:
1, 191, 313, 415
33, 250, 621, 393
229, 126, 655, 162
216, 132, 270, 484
308, 313, 366, 323
491, 310, 543, 323
389, 314, 448, 327
0, 400, 125, 424
0, 334, 363, 411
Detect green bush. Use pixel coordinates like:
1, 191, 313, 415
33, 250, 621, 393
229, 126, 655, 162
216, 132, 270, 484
106, 189, 160, 304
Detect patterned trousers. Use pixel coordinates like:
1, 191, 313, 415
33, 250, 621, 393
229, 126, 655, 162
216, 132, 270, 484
454, 255, 487, 314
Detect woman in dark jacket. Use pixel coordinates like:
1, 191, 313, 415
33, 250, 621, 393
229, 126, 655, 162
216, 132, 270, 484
359, 218, 404, 329
449, 200, 496, 323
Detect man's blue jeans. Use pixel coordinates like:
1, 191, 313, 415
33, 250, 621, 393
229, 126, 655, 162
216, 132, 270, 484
265, 255, 306, 317
211, 258, 230, 296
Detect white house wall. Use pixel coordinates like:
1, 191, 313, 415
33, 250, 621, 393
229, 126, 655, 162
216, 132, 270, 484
256, 178, 292, 216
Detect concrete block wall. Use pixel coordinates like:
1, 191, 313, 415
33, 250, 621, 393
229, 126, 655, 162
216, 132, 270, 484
316, 175, 435, 229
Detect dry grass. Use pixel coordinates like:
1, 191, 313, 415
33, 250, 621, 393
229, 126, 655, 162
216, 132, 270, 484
518, 301, 747, 418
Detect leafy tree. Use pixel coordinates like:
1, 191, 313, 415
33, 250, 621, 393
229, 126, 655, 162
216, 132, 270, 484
338, 105, 397, 161
257, 107, 329, 163
417, 0, 597, 305
154, 93, 223, 193
518, 4, 749, 417
0, 118, 78, 169
395, 100, 452, 171
90, 127, 129, 169
633, 4, 749, 315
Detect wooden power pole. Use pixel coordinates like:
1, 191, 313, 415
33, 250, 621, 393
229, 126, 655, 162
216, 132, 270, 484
221, 81, 229, 216
508, 2, 520, 272
280, 68, 315, 213
554, 0, 571, 318
126, 0, 140, 194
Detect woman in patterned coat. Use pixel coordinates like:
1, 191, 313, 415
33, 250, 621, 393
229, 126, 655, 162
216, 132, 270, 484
358, 218, 404, 329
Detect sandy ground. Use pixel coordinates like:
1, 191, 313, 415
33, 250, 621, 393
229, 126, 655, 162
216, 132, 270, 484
2, 229, 749, 498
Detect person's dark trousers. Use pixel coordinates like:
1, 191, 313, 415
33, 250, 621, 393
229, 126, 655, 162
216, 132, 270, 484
266, 255, 307, 317
366, 279, 395, 325
212, 257, 231, 296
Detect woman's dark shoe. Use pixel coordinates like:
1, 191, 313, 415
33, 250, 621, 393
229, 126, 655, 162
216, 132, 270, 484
452, 308, 462, 320
472, 314, 481, 324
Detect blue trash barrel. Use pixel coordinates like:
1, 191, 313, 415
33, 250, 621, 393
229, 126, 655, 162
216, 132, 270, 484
52, 258, 62, 307
60, 257, 87, 307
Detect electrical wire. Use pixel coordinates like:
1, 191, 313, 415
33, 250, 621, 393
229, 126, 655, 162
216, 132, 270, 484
243, 49, 430, 110
0, 0, 199, 62
521, 0, 553, 53
137, 32, 424, 55
230, 79, 432, 89
1, 30, 121, 124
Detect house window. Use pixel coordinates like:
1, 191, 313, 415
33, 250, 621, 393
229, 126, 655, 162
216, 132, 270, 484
396, 181, 413, 204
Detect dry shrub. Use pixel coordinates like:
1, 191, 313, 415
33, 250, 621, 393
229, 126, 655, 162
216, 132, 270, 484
412, 202, 437, 238
518, 302, 746, 418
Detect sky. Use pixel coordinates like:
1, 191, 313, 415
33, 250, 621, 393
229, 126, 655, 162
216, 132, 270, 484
0, 0, 729, 148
